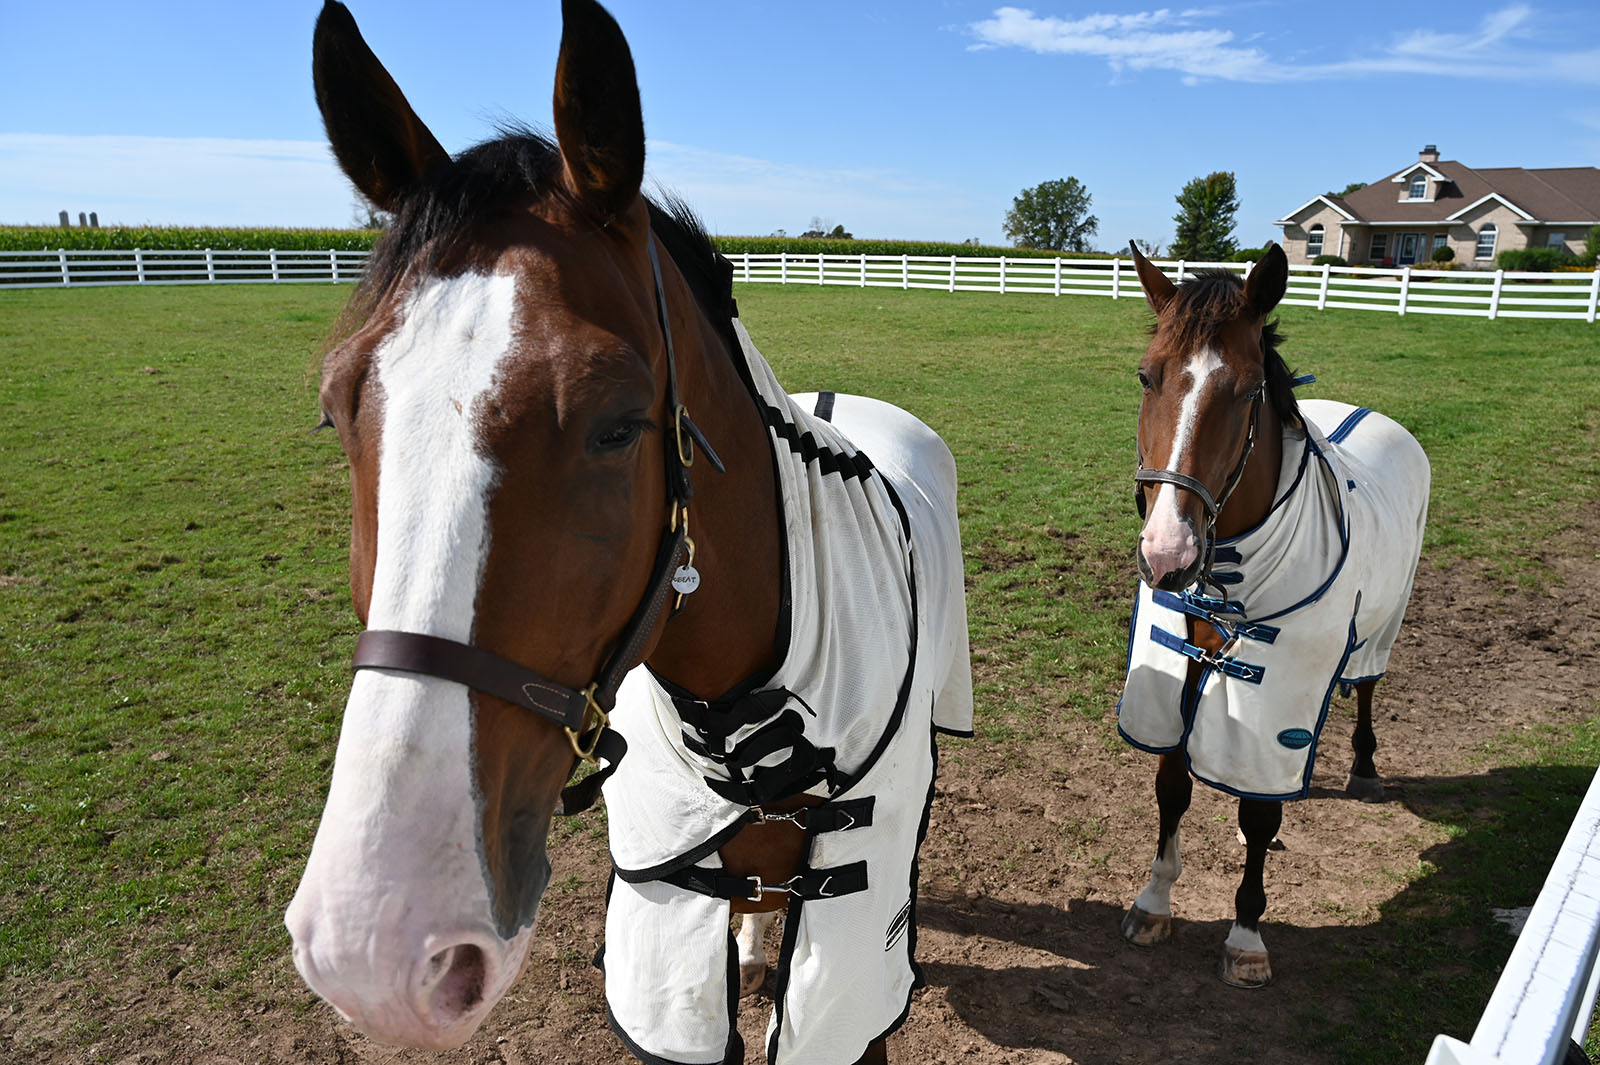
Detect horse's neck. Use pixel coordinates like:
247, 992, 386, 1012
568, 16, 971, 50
645, 314, 785, 698
1214, 402, 1284, 541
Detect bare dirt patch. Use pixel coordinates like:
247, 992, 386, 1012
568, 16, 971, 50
10, 530, 1598, 1065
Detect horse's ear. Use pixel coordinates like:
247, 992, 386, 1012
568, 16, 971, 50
553, 0, 645, 222
312, 1, 448, 213
1244, 242, 1289, 318
1129, 240, 1176, 315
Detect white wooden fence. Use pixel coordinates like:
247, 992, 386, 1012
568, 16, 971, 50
1426, 766, 1600, 1065
2, 247, 1596, 323
0, 247, 369, 287
724, 252, 1600, 324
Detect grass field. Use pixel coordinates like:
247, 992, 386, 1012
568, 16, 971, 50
1, 282, 1597, 1060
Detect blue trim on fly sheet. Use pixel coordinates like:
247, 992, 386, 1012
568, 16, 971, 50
1327, 407, 1373, 444
1149, 626, 1265, 683
1240, 433, 1351, 625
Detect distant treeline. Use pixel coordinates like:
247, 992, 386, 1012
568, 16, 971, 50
1, 226, 1122, 260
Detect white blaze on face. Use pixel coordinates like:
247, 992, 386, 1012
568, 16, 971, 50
286, 272, 534, 1048
1140, 347, 1223, 579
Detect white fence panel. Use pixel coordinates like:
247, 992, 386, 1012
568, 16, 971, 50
2, 247, 1594, 322
1426, 766, 1600, 1065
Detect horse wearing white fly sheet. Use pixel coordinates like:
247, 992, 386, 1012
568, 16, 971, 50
598, 320, 974, 1065
1118, 399, 1430, 800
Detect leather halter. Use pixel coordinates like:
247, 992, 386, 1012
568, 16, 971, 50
351, 232, 723, 776
1134, 387, 1263, 595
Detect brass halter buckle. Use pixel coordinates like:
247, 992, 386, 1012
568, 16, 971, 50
564, 684, 610, 764
674, 404, 695, 468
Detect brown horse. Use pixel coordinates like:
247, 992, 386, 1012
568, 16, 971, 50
285, 1, 972, 1061
1116, 243, 1429, 987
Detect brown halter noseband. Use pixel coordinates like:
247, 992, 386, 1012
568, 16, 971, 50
350, 233, 723, 788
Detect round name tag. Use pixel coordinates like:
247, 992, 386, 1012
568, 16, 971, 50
671, 565, 701, 595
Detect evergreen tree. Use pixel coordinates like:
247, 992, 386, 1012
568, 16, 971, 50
1002, 178, 1098, 252
1170, 172, 1239, 261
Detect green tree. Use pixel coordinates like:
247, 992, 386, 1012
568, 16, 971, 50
1326, 181, 1368, 197
1170, 171, 1239, 261
1003, 178, 1098, 252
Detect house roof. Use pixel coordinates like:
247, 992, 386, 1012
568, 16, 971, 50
1289, 159, 1600, 227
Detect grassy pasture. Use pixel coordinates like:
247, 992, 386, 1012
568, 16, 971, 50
1, 282, 1597, 1059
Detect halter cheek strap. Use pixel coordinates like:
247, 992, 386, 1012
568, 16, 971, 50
1133, 389, 1262, 597
349, 232, 724, 809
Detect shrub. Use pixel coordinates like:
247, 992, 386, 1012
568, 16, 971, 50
1497, 246, 1572, 272
0, 225, 379, 252
1229, 247, 1267, 262
1430, 245, 1455, 263
1580, 224, 1600, 268
1312, 254, 1348, 267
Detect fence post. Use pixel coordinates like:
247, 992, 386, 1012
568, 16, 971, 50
1587, 269, 1598, 324
58, 249, 70, 286
330, 249, 340, 283
1489, 269, 1504, 320
1111, 257, 1120, 299
780, 251, 788, 285
1055, 257, 1063, 296
743, 253, 751, 283
998, 256, 1006, 295
860, 253, 867, 288
1242, 258, 1254, 282
817, 253, 824, 286
949, 255, 956, 293
134, 248, 146, 284
1318, 262, 1330, 310
902, 254, 908, 290
205, 248, 216, 283
1176, 259, 1186, 284
1398, 265, 1412, 316
270, 249, 279, 282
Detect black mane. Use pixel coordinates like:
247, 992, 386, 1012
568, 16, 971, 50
342, 126, 736, 343
1159, 269, 1301, 428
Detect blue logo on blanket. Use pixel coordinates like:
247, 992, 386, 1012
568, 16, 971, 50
1276, 728, 1314, 750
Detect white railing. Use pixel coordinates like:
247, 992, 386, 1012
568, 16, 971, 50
1426, 766, 1600, 1065
4, 247, 1596, 323
724, 252, 1600, 324
0, 247, 370, 288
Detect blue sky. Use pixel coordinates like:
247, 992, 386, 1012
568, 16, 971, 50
2, 1, 1597, 249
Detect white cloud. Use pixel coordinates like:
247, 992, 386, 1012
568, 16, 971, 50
0, 134, 357, 227
967, 4, 1600, 85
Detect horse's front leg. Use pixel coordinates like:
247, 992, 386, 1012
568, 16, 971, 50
1222, 797, 1282, 987
734, 910, 778, 996
1345, 678, 1385, 801
1122, 751, 1192, 946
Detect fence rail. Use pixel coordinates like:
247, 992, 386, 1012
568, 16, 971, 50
3, 247, 1596, 323
1426, 766, 1600, 1065
0, 247, 370, 288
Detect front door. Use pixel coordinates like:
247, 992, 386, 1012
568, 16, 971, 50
1397, 232, 1420, 265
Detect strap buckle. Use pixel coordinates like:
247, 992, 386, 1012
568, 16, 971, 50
674, 404, 695, 468
744, 875, 795, 902
564, 684, 611, 764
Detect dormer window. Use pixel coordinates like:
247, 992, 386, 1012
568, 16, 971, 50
1408, 176, 1427, 199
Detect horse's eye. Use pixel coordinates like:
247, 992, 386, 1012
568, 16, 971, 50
595, 420, 645, 450
1137, 371, 1153, 391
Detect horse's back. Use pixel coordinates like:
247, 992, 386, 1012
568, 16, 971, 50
1299, 398, 1430, 680
790, 392, 973, 735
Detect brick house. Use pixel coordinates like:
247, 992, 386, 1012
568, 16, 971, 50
1276, 146, 1600, 267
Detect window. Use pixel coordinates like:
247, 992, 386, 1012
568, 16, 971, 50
1307, 224, 1325, 257
1369, 233, 1388, 261
1432, 233, 1448, 254
1547, 231, 1566, 249
1475, 224, 1497, 260
1408, 176, 1427, 199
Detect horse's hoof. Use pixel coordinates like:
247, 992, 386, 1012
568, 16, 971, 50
739, 961, 767, 997
1345, 772, 1385, 803
1120, 904, 1172, 947
1219, 946, 1273, 988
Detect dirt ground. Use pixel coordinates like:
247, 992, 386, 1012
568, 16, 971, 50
19, 522, 1600, 1065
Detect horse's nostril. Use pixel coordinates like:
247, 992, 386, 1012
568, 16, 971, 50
424, 944, 486, 1019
